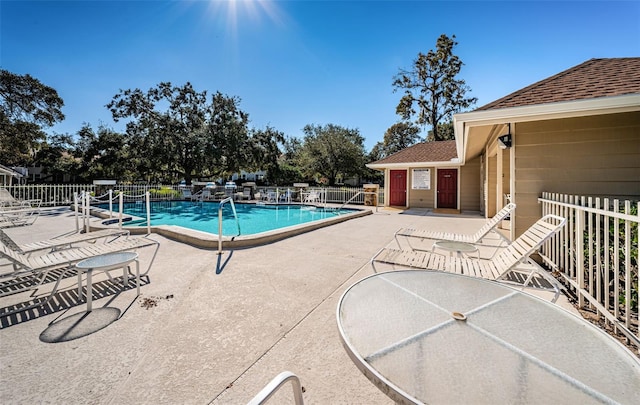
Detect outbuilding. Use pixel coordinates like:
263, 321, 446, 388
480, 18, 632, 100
369, 58, 640, 238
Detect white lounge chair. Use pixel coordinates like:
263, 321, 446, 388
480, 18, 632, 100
0, 206, 40, 228
279, 190, 293, 203
372, 214, 566, 301
395, 202, 516, 250
240, 187, 252, 200
0, 228, 129, 256
0, 188, 41, 208
264, 191, 277, 203
181, 189, 193, 200
0, 235, 158, 278
302, 190, 321, 204
0, 235, 159, 315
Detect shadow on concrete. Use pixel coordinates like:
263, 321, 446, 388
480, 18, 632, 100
215, 250, 234, 274
0, 276, 149, 329
39, 307, 121, 343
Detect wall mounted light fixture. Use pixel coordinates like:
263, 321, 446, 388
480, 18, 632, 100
498, 124, 512, 149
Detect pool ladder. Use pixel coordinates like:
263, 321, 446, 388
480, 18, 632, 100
217, 197, 241, 254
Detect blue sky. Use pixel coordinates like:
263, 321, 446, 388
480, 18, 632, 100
2, 0, 639, 151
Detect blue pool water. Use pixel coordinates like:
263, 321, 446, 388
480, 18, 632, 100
99, 201, 354, 236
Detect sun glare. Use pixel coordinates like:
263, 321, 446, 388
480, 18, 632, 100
203, 0, 285, 38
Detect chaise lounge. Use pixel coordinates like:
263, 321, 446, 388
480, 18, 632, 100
371, 214, 566, 301
394, 203, 516, 250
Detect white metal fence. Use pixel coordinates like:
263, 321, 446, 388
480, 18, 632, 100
539, 192, 639, 351
6, 184, 88, 206
3, 184, 385, 206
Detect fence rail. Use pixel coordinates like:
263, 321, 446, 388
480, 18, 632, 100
3, 184, 385, 207
539, 192, 639, 351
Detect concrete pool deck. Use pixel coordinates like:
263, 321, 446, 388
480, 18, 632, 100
0, 206, 578, 404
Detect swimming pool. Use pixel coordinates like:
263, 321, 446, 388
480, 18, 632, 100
98, 201, 360, 236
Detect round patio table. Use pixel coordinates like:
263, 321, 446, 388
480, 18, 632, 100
76, 252, 139, 312
337, 271, 640, 405
431, 240, 480, 259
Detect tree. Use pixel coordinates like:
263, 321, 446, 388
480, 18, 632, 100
107, 83, 250, 183
427, 121, 454, 141
298, 124, 367, 186
393, 34, 476, 141
0, 69, 64, 165
368, 142, 385, 162
247, 126, 285, 184
268, 136, 304, 185
381, 121, 421, 156
364, 144, 385, 183
74, 123, 131, 182
33, 133, 79, 183
203, 91, 251, 181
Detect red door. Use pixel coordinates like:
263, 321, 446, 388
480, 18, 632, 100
389, 170, 407, 206
437, 169, 457, 209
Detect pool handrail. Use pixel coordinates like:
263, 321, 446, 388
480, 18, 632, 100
338, 191, 378, 212
217, 197, 241, 254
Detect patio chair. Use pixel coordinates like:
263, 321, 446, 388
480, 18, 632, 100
371, 214, 567, 301
0, 235, 158, 278
0, 228, 129, 256
240, 187, 252, 200
0, 206, 41, 228
189, 189, 212, 202
0, 235, 159, 315
181, 189, 193, 200
0, 188, 41, 208
395, 202, 516, 250
265, 191, 277, 203
303, 190, 321, 204
279, 190, 293, 203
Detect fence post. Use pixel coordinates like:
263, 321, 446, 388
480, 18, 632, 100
119, 192, 124, 230
624, 200, 631, 330
587, 196, 594, 304
613, 199, 620, 325
576, 198, 585, 308
109, 189, 113, 216
84, 191, 91, 233
74, 192, 80, 232
603, 198, 610, 318
146, 191, 151, 234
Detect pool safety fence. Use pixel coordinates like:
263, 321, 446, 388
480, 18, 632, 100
539, 192, 639, 351
74, 190, 152, 235
5, 184, 385, 207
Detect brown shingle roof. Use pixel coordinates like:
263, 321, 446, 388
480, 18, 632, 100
476, 58, 640, 111
369, 140, 457, 165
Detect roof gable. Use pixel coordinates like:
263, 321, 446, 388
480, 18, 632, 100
476, 58, 640, 111
369, 140, 457, 166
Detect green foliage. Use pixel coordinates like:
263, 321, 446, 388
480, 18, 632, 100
584, 204, 638, 313
73, 123, 132, 182
614, 205, 638, 312
33, 133, 80, 182
378, 121, 421, 158
107, 83, 252, 184
298, 124, 368, 186
427, 121, 455, 141
247, 126, 284, 174
393, 34, 476, 141
0, 69, 65, 165
150, 186, 180, 199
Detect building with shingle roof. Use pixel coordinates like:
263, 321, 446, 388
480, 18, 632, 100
0, 164, 24, 187
476, 58, 640, 110
368, 140, 458, 167
368, 58, 640, 238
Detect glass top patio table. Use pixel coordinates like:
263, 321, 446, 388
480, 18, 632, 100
337, 270, 640, 405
